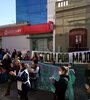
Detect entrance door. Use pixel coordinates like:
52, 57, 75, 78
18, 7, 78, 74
32, 38, 52, 51
37, 39, 48, 51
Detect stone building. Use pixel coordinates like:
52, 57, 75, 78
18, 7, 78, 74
55, 0, 90, 52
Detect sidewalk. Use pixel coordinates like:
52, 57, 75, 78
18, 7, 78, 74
0, 82, 54, 100
0, 81, 88, 100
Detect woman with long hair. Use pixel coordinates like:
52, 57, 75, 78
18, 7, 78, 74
50, 66, 69, 100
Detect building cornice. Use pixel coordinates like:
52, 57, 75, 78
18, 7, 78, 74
56, 1, 90, 13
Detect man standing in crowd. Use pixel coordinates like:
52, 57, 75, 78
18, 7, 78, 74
5, 57, 20, 96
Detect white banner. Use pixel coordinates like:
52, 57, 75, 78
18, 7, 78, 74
32, 51, 90, 64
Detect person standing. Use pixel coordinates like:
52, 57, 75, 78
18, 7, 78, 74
31, 52, 38, 64
1, 53, 12, 71
68, 63, 76, 100
50, 66, 69, 100
10, 63, 30, 100
11, 49, 17, 59
5, 59, 20, 96
24, 53, 31, 61
29, 60, 39, 90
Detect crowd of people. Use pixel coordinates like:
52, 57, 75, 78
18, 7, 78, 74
0, 48, 77, 100
0, 48, 76, 100
0, 49, 40, 100
49, 63, 76, 100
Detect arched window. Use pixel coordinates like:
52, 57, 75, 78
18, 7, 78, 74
69, 28, 88, 52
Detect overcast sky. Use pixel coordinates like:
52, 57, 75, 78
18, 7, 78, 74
0, 0, 16, 26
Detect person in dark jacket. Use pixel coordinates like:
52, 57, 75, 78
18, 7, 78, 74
5, 58, 20, 96
1, 53, 12, 70
50, 66, 69, 100
10, 63, 30, 100
1, 53, 12, 83
11, 49, 17, 59
31, 52, 38, 64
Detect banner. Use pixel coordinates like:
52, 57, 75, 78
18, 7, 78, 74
21, 60, 87, 98
32, 51, 90, 64
21, 61, 59, 92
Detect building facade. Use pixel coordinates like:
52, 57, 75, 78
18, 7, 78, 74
15, 0, 56, 52
55, 0, 90, 52
16, 0, 49, 52
0, 22, 54, 53
16, 0, 47, 25
0, 0, 56, 52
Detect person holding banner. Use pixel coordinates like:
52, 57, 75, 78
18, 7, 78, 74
50, 66, 69, 100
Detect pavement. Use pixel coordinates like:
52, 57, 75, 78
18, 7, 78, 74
0, 81, 88, 100
0, 64, 89, 100
0, 82, 54, 100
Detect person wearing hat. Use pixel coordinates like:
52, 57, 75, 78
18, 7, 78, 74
50, 66, 69, 100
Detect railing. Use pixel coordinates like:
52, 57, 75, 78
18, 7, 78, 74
56, 0, 90, 11
68, 47, 88, 52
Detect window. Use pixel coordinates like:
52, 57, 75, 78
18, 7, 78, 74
58, 2, 61, 7
57, 0, 68, 7
63, 1, 66, 6
66, 0, 68, 6
75, 35, 82, 44
57, 0, 63, 1
69, 28, 87, 52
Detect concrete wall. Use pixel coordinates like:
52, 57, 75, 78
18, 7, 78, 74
47, 0, 56, 23
47, 0, 57, 52
2, 35, 30, 53
55, 33, 69, 52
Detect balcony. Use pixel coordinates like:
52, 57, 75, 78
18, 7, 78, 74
56, 0, 90, 12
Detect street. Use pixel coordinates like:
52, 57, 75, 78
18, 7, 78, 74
0, 64, 88, 100
0, 82, 54, 100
